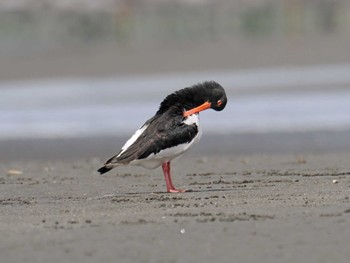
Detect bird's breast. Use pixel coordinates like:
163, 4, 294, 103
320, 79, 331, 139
182, 113, 202, 144
183, 113, 200, 126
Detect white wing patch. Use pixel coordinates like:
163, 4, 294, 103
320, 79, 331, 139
117, 124, 148, 158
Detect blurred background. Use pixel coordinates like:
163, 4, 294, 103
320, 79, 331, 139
1, 0, 350, 159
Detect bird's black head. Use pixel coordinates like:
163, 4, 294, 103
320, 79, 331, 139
157, 81, 227, 116
202, 81, 227, 111
182, 81, 227, 117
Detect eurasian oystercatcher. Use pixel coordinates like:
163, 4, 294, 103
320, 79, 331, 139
98, 81, 227, 193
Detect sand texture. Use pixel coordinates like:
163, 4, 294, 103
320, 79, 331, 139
1, 153, 350, 263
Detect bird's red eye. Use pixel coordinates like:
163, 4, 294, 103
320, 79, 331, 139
217, 100, 222, 106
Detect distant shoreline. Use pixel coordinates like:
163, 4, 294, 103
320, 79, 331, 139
1, 34, 350, 81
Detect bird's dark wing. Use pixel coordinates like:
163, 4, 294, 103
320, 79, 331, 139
106, 110, 198, 165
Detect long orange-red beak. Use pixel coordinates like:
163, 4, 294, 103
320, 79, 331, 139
183, 101, 211, 117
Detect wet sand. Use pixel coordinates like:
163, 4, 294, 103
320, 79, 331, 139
1, 148, 350, 263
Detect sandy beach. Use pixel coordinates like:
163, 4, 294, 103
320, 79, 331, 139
1, 143, 350, 263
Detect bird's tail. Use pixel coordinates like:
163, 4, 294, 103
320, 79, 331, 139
97, 165, 113, 175
98, 154, 120, 174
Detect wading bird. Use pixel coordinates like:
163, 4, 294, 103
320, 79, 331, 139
98, 81, 227, 193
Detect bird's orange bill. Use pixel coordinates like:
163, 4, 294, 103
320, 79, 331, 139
183, 101, 211, 117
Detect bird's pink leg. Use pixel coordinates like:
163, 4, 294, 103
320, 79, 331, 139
162, 162, 185, 193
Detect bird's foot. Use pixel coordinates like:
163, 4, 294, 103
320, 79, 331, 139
167, 188, 186, 193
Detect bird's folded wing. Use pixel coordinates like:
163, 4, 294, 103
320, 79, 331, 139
106, 112, 198, 165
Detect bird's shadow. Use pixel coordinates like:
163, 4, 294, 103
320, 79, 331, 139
118, 187, 236, 196
96, 187, 238, 201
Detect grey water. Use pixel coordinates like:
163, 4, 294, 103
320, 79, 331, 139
1, 64, 350, 140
